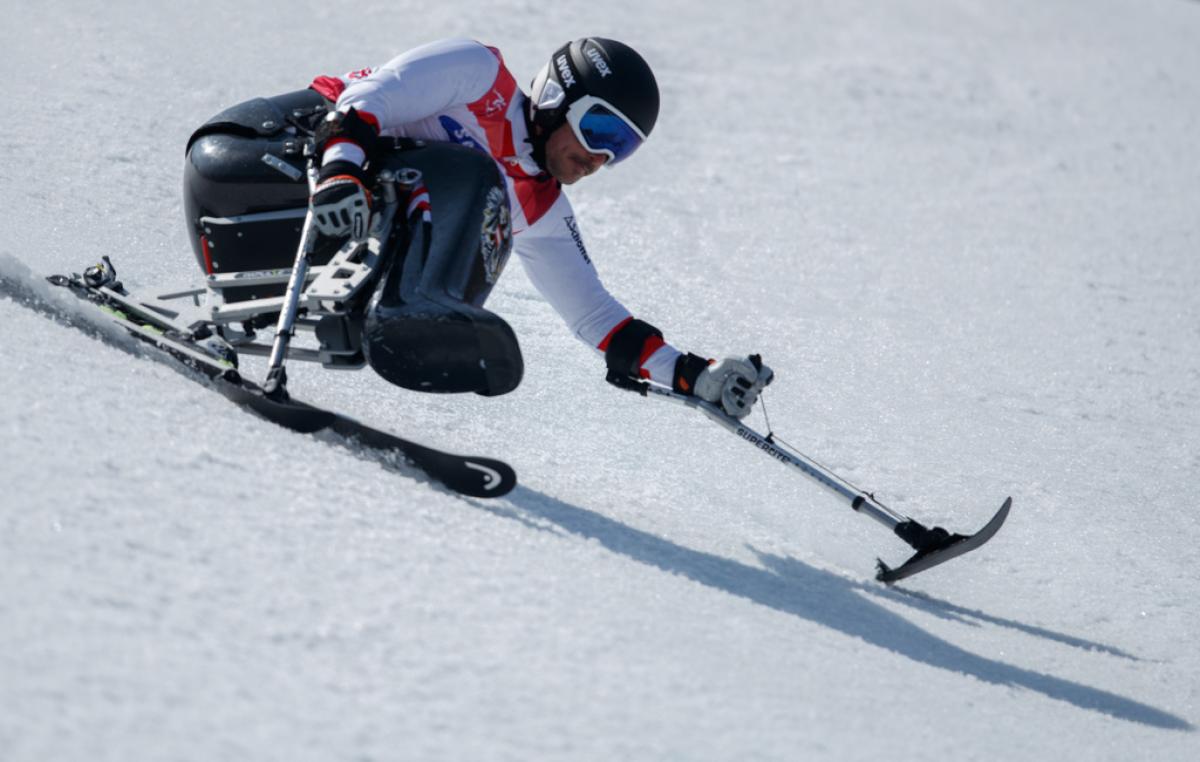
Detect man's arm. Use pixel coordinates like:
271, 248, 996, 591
317, 38, 501, 167
307, 39, 503, 244
514, 193, 681, 385
516, 194, 773, 417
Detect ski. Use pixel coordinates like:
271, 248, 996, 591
213, 381, 515, 497
215, 380, 516, 498
3, 265, 515, 498
875, 498, 1011, 583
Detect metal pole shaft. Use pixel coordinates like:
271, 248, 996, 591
647, 386, 909, 531
262, 163, 319, 395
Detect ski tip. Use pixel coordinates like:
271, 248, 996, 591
990, 497, 1013, 528
456, 459, 518, 498
875, 496, 1013, 584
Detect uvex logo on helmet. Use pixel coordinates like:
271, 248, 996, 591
583, 45, 613, 77
555, 54, 577, 88
530, 37, 660, 156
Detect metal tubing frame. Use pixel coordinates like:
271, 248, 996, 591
260, 164, 404, 393
262, 160, 321, 393
644, 385, 910, 531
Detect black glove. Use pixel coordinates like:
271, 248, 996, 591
311, 107, 381, 240
311, 160, 372, 240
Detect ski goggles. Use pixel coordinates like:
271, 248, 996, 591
565, 95, 647, 165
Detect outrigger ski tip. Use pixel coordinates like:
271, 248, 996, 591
876, 497, 1012, 584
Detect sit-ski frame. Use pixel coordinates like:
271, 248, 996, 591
130, 164, 418, 371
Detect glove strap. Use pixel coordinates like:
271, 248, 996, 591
317, 160, 368, 186
672, 352, 711, 395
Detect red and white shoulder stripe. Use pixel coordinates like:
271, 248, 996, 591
465, 47, 561, 228
310, 67, 375, 102
309, 42, 561, 230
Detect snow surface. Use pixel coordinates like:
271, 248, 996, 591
2, 0, 1199, 759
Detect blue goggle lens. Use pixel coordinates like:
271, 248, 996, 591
577, 104, 643, 164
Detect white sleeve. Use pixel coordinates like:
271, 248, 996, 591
337, 38, 499, 129
516, 193, 681, 385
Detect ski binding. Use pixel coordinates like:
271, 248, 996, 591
876, 498, 1011, 583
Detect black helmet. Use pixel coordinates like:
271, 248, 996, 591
529, 38, 659, 164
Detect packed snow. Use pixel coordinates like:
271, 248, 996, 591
2, 0, 1198, 759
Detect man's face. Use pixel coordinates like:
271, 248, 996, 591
544, 123, 608, 185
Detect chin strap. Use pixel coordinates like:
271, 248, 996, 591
523, 98, 550, 172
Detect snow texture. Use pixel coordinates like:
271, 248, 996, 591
2, 0, 1199, 759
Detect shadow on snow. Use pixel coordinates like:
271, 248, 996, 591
6, 253, 1185, 730
865, 583, 1143, 661
491, 485, 1190, 732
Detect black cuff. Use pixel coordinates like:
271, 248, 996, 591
315, 107, 380, 159
673, 352, 711, 395
604, 319, 663, 381
317, 160, 368, 184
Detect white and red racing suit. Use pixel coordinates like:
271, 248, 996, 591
310, 38, 682, 386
